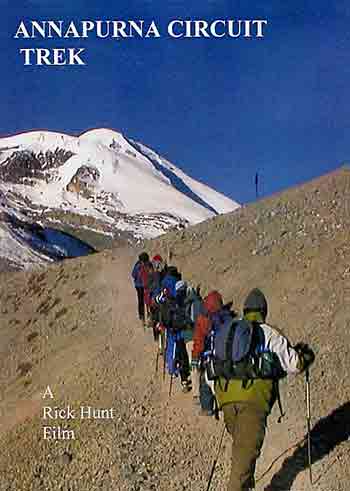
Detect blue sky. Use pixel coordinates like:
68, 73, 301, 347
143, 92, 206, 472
1, 1, 350, 203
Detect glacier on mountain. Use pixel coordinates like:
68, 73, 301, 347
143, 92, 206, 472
0, 128, 240, 269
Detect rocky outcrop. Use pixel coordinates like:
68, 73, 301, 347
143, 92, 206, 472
66, 165, 100, 198
0, 148, 74, 184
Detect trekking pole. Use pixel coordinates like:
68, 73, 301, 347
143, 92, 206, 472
169, 374, 173, 397
155, 327, 162, 375
206, 425, 226, 491
163, 332, 167, 381
155, 350, 159, 374
168, 337, 177, 397
306, 367, 313, 485
163, 351, 166, 380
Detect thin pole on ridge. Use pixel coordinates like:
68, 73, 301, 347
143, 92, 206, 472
306, 367, 313, 485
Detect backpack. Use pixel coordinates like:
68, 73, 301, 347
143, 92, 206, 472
166, 265, 182, 281
170, 298, 190, 331
204, 317, 287, 383
161, 274, 178, 298
158, 294, 187, 331
185, 286, 203, 327
144, 261, 154, 287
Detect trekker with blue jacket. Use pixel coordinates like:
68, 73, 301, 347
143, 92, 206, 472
131, 252, 149, 323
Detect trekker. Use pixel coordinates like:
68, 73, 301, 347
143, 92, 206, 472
158, 279, 192, 393
147, 255, 167, 336
151, 254, 166, 280
141, 258, 155, 322
210, 288, 315, 491
183, 285, 203, 404
131, 252, 149, 324
161, 265, 182, 297
192, 291, 235, 415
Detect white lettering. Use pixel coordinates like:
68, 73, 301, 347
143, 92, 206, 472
80, 406, 116, 419
168, 20, 184, 38
31, 21, 47, 38
194, 20, 210, 38
14, 21, 30, 39
210, 20, 226, 38
64, 21, 80, 38
81, 20, 95, 38
47, 21, 63, 38
37, 48, 52, 65
96, 20, 110, 38
244, 20, 251, 38
42, 406, 76, 419
43, 426, 75, 440
228, 20, 242, 38
68, 48, 86, 65
129, 20, 144, 37
53, 48, 67, 65
42, 386, 54, 399
112, 20, 128, 37
145, 20, 161, 38
252, 20, 268, 38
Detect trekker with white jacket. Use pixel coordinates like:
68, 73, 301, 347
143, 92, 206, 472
214, 288, 315, 491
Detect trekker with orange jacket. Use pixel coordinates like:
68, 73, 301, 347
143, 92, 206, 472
191, 291, 235, 414
192, 291, 224, 361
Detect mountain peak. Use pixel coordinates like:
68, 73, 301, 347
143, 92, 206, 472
0, 128, 239, 270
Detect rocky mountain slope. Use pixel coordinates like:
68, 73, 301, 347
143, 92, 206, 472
0, 129, 239, 270
0, 206, 96, 273
0, 167, 349, 490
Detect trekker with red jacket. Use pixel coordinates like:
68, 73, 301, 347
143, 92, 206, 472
140, 259, 154, 316
191, 291, 234, 414
192, 291, 224, 361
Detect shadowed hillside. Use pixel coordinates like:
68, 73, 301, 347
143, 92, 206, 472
0, 167, 349, 490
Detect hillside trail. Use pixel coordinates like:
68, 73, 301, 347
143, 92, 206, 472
81, 249, 315, 491
1, 249, 229, 490
88, 247, 350, 491
0, 246, 344, 490
92, 248, 231, 490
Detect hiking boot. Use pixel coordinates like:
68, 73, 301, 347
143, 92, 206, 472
181, 380, 192, 393
198, 408, 214, 417
193, 395, 200, 406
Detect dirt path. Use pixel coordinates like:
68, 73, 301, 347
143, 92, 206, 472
0, 243, 349, 490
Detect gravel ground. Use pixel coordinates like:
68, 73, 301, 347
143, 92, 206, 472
0, 167, 349, 491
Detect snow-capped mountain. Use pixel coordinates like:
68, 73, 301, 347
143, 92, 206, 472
0, 128, 239, 270
0, 206, 95, 272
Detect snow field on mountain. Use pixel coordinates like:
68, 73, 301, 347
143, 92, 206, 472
0, 129, 239, 226
0, 128, 240, 268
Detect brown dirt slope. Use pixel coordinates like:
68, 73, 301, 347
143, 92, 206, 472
0, 167, 349, 491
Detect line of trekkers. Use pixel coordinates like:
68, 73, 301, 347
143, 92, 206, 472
131, 251, 315, 491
